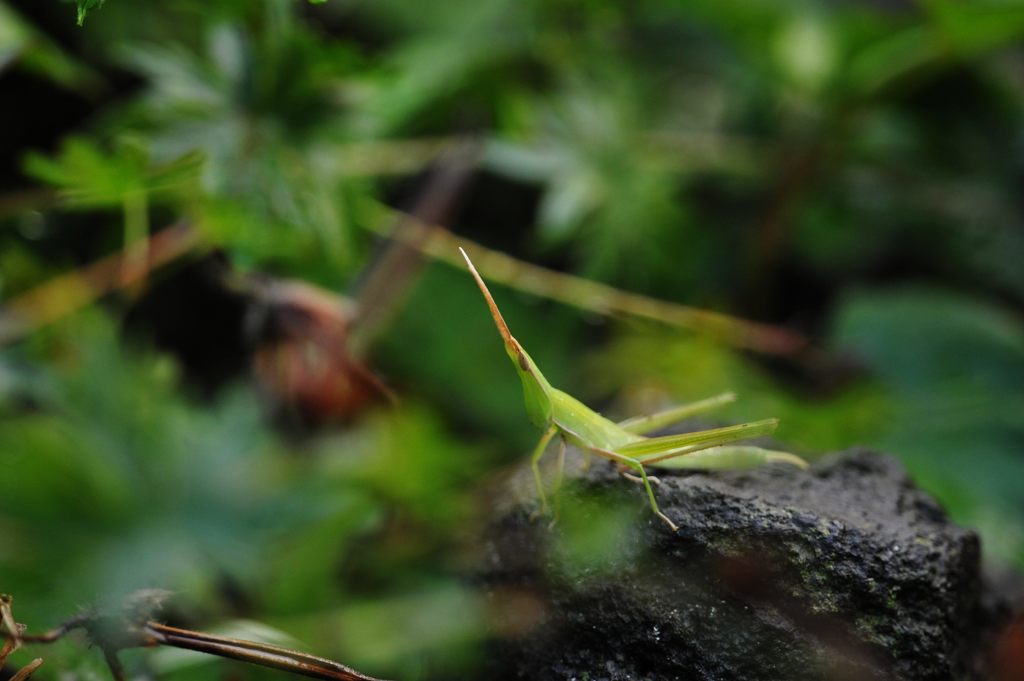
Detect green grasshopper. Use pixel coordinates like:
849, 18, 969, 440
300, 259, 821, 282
460, 248, 807, 531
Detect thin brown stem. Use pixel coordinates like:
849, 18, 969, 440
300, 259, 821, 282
3, 614, 91, 644
9, 658, 44, 681
348, 140, 479, 358
0, 221, 200, 344
145, 622, 389, 681
0, 619, 19, 666
1, 596, 44, 681
1, 614, 388, 681
1, 596, 19, 646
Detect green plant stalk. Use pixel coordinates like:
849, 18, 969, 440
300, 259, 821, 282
121, 190, 149, 287
368, 206, 810, 356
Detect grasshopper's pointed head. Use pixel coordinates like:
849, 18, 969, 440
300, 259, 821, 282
460, 247, 553, 426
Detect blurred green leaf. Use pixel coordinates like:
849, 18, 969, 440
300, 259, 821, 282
848, 0, 1024, 97
0, 2, 100, 88
119, 22, 368, 274
317, 406, 488, 527
292, 585, 487, 678
773, 13, 837, 92
1, 314, 289, 612
76, 0, 106, 26
552, 489, 640, 579
352, 0, 529, 136
487, 68, 693, 287
833, 287, 1024, 566
923, 0, 1024, 56
24, 136, 202, 209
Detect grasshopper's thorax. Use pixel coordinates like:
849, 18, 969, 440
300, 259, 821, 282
509, 339, 554, 427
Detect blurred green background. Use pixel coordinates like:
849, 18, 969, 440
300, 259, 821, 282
1, 0, 1023, 679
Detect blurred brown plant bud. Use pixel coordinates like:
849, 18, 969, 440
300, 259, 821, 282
247, 277, 394, 428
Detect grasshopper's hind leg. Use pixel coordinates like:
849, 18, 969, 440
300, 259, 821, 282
587, 446, 678, 532
529, 425, 558, 519
616, 392, 736, 436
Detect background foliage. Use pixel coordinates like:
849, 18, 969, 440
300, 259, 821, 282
1, 1, 1022, 679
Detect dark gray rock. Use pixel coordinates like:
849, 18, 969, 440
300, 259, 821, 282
479, 449, 995, 681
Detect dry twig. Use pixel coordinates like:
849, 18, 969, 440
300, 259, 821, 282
2, 591, 387, 681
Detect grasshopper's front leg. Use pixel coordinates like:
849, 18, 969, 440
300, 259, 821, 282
529, 425, 558, 518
